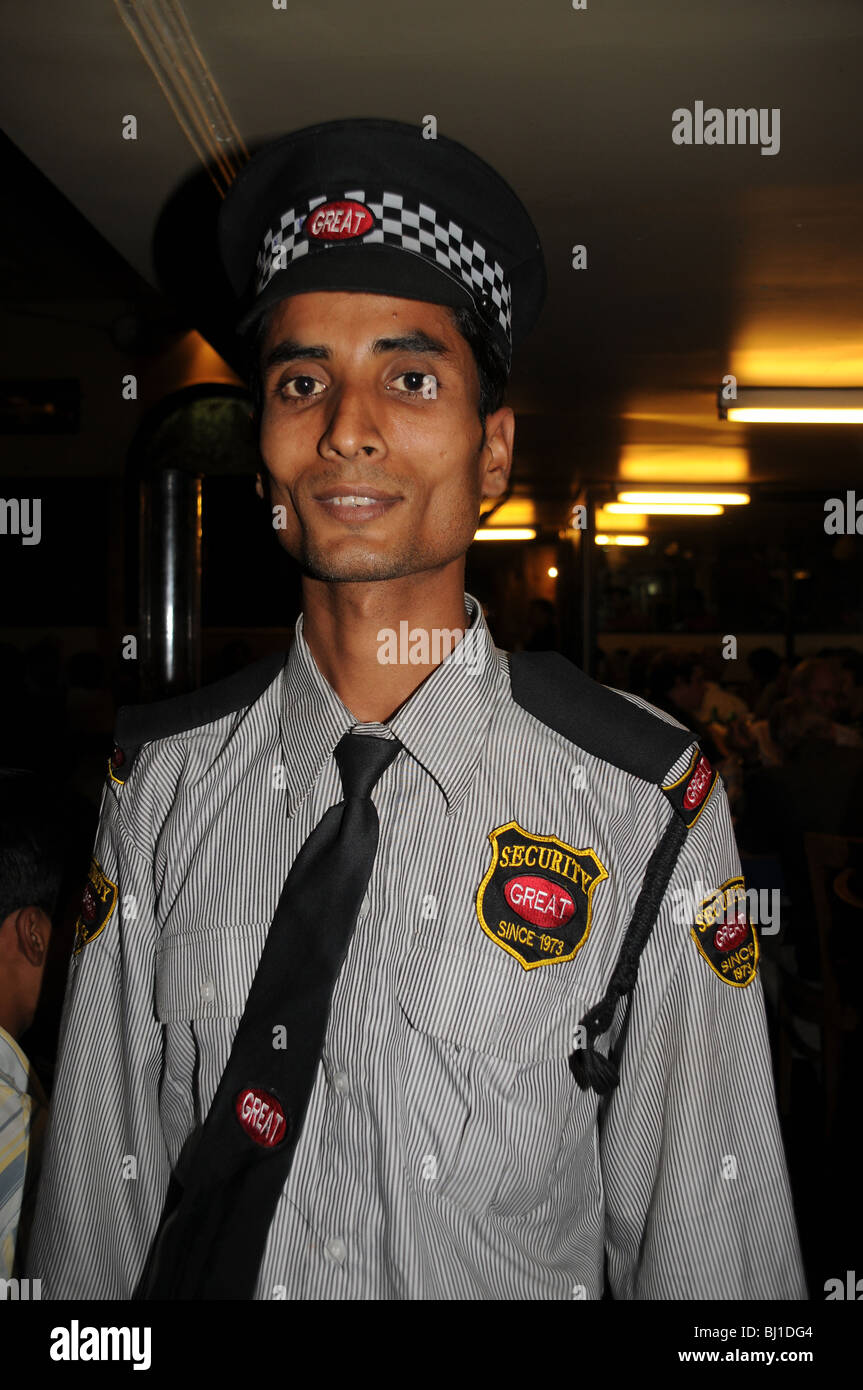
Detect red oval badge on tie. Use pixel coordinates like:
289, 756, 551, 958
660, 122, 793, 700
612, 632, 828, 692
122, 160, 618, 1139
235, 1088, 287, 1147
503, 875, 576, 930
683, 755, 713, 810
304, 200, 374, 241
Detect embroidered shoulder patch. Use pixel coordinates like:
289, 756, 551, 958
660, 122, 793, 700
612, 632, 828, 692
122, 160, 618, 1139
690, 876, 759, 987
108, 745, 128, 785
476, 820, 608, 971
663, 749, 718, 828
73, 857, 118, 955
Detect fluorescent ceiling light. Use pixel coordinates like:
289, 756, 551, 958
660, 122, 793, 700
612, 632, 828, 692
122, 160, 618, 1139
595, 534, 649, 547
720, 388, 863, 424
115, 0, 247, 194
605, 503, 724, 516
617, 491, 750, 506
473, 528, 537, 541
595, 508, 646, 531
617, 445, 750, 483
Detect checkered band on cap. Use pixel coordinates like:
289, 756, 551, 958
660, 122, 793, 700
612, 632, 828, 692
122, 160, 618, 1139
254, 189, 513, 345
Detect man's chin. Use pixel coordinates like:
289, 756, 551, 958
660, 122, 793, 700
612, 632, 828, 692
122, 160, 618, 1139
301, 554, 422, 583
298, 540, 465, 585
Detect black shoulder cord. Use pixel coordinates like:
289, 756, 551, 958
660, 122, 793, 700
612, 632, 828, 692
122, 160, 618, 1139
568, 811, 689, 1098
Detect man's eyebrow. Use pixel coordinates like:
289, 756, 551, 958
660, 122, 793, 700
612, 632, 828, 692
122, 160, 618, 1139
262, 330, 453, 374
262, 340, 330, 372
371, 331, 452, 358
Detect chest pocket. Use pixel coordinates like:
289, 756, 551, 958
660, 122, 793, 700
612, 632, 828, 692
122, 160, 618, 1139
154, 923, 268, 1021
393, 947, 598, 1221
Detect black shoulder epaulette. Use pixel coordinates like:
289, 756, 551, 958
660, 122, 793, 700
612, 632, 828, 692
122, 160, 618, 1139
509, 649, 693, 785
108, 651, 287, 786
508, 650, 719, 1099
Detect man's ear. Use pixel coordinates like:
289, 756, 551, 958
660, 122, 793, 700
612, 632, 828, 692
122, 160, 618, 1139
480, 406, 515, 500
255, 468, 273, 504
14, 906, 50, 969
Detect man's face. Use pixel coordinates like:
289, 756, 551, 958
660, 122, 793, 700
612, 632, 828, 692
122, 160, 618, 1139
807, 667, 839, 716
255, 292, 513, 583
671, 666, 706, 712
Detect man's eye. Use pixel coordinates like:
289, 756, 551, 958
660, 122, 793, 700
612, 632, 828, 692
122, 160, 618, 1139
391, 371, 438, 397
279, 376, 325, 399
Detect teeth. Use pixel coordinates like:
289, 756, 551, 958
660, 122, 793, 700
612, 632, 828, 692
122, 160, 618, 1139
327, 495, 380, 507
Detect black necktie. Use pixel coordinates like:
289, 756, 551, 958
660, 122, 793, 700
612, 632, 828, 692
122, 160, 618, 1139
140, 730, 402, 1300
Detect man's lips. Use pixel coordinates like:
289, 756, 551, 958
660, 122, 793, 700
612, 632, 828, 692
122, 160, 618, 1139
313, 486, 401, 523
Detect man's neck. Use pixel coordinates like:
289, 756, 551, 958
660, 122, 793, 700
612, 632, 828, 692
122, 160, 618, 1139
0, 1007, 23, 1045
300, 568, 472, 722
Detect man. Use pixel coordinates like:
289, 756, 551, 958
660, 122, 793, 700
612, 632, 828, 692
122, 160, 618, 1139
0, 771, 57, 1279
790, 657, 862, 747
31, 119, 806, 1300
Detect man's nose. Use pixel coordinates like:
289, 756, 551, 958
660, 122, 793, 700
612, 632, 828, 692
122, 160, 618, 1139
319, 384, 385, 461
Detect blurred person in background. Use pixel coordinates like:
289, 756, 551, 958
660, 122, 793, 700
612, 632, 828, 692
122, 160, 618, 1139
789, 657, 861, 748
828, 648, 863, 733
746, 647, 788, 720
739, 696, 863, 977
0, 771, 64, 1278
695, 652, 751, 728
521, 597, 559, 651
646, 652, 722, 762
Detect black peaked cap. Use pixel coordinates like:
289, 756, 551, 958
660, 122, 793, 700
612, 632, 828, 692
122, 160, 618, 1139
217, 117, 546, 369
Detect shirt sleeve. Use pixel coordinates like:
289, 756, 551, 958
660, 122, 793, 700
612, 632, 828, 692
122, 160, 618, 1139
599, 777, 808, 1300
27, 775, 170, 1298
0, 1088, 27, 1279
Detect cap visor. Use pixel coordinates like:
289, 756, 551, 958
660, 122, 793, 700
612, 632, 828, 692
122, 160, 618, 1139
236, 244, 477, 334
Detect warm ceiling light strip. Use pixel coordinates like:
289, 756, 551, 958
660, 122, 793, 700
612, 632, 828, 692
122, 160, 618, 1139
115, 0, 248, 196
731, 408, 863, 424
605, 503, 724, 516
617, 491, 750, 506
473, 528, 537, 541
720, 388, 863, 423
595, 534, 649, 546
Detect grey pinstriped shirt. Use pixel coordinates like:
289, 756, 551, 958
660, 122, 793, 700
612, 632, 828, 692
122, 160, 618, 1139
30, 594, 806, 1300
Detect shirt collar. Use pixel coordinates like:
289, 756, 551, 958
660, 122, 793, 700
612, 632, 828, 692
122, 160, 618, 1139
278, 592, 506, 816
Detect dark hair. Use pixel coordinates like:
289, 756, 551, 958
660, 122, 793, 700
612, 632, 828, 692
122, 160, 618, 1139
244, 300, 508, 429
768, 696, 832, 755
646, 652, 704, 705
746, 646, 782, 683
0, 770, 65, 924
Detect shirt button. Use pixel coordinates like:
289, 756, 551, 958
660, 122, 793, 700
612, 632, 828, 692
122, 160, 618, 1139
200, 978, 215, 1002
325, 1237, 347, 1264
332, 1070, 349, 1095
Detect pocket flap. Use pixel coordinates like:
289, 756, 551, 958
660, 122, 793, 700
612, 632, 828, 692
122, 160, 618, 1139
155, 923, 268, 1021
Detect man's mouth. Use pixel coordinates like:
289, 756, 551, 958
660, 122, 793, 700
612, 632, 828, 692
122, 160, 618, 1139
313, 486, 401, 523
326, 495, 386, 508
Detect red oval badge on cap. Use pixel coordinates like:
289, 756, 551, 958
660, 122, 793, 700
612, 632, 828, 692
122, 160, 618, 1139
235, 1087, 287, 1147
683, 754, 713, 810
304, 200, 374, 241
503, 875, 576, 930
